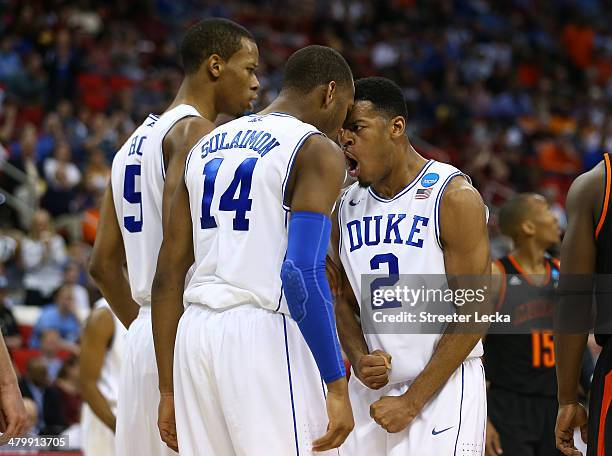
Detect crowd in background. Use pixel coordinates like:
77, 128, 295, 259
0, 0, 610, 442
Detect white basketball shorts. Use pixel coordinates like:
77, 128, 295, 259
340, 357, 486, 456
115, 307, 176, 456
173, 303, 340, 456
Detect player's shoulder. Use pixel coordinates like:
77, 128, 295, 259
427, 159, 464, 176
426, 159, 478, 201
437, 163, 487, 229
566, 161, 605, 208
296, 133, 344, 174
164, 116, 214, 158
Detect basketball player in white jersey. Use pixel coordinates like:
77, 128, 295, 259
152, 45, 355, 455
80, 298, 127, 456
332, 77, 491, 455
89, 18, 259, 456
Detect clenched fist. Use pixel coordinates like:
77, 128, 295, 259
356, 350, 392, 390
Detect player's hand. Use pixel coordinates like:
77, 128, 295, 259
555, 402, 588, 456
158, 392, 178, 452
485, 418, 503, 455
356, 350, 392, 390
370, 394, 419, 433
0, 380, 28, 444
312, 378, 354, 452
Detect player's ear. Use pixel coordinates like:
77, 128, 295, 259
390, 115, 406, 138
206, 54, 224, 79
323, 81, 337, 108
522, 220, 536, 236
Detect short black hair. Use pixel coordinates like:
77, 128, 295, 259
282, 45, 353, 93
499, 193, 538, 239
180, 18, 254, 74
354, 77, 408, 120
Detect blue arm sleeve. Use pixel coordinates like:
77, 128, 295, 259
281, 211, 346, 384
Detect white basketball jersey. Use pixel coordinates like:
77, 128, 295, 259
111, 104, 200, 306
338, 160, 484, 384
93, 298, 126, 406
183, 112, 321, 313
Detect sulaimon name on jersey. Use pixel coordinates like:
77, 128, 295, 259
200, 129, 281, 158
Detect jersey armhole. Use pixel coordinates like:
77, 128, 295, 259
184, 147, 196, 185
595, 153, 611, 239
493, 260, 507, 312
433, 172, 466, 249
337, 194, 347, 255
160, 114, 199, 182
281, 131, 323, 211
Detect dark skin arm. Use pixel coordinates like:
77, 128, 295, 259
79, 306, 116, 432
555, 163, 603, 456
331, 207, 392, 390
286, 134, 354, 451
153, 117, 213, 452
89, 184, 139, 329
370, 176, 491, 433
152, 179, 193, 452
0, 334, 27, 443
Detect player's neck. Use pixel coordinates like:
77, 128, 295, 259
510, 242, 548, 274
259, 95, 312, 125
372, 145, 427, 199
166, 79, 218, 121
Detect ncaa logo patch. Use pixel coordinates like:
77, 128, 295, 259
421, 173, 439, 187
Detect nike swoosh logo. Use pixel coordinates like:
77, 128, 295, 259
349, 200, 359, 206
431, 426, 454, 435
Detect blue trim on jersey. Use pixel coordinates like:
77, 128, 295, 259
434, 172, 464, 249
184, 148, 196, 184
283, 315, 300, 456
337, 192, 349, 255
269, 112, 297, 119
281, 131, 321, 210
453, 363, 465, 456
368, 160, 434, 203
275, 287, 284, 313
480, 364, 486, 456
161, 149, 166, 182
275, 207, 291, 313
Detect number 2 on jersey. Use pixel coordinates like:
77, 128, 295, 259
370, 253, 402, 309
200, 157, 258, 231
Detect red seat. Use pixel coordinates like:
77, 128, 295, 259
109, 75, 134, 92
18, 324, 33, 347
11, 348, 41, 375
77, 73, 105, 91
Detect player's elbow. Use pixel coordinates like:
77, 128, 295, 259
89, 249, 112, 285
151, 262, 174, 304
88, 256, 103, 284
78, 377, 97, 399
151, 271, 164, 299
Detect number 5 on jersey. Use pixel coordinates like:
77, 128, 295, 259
200, 158, 258, 231
123, 164, 143, 233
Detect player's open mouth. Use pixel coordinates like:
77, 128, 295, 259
344, 151, 360, 178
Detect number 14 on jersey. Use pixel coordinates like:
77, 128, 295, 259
200, 157, 258, 231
